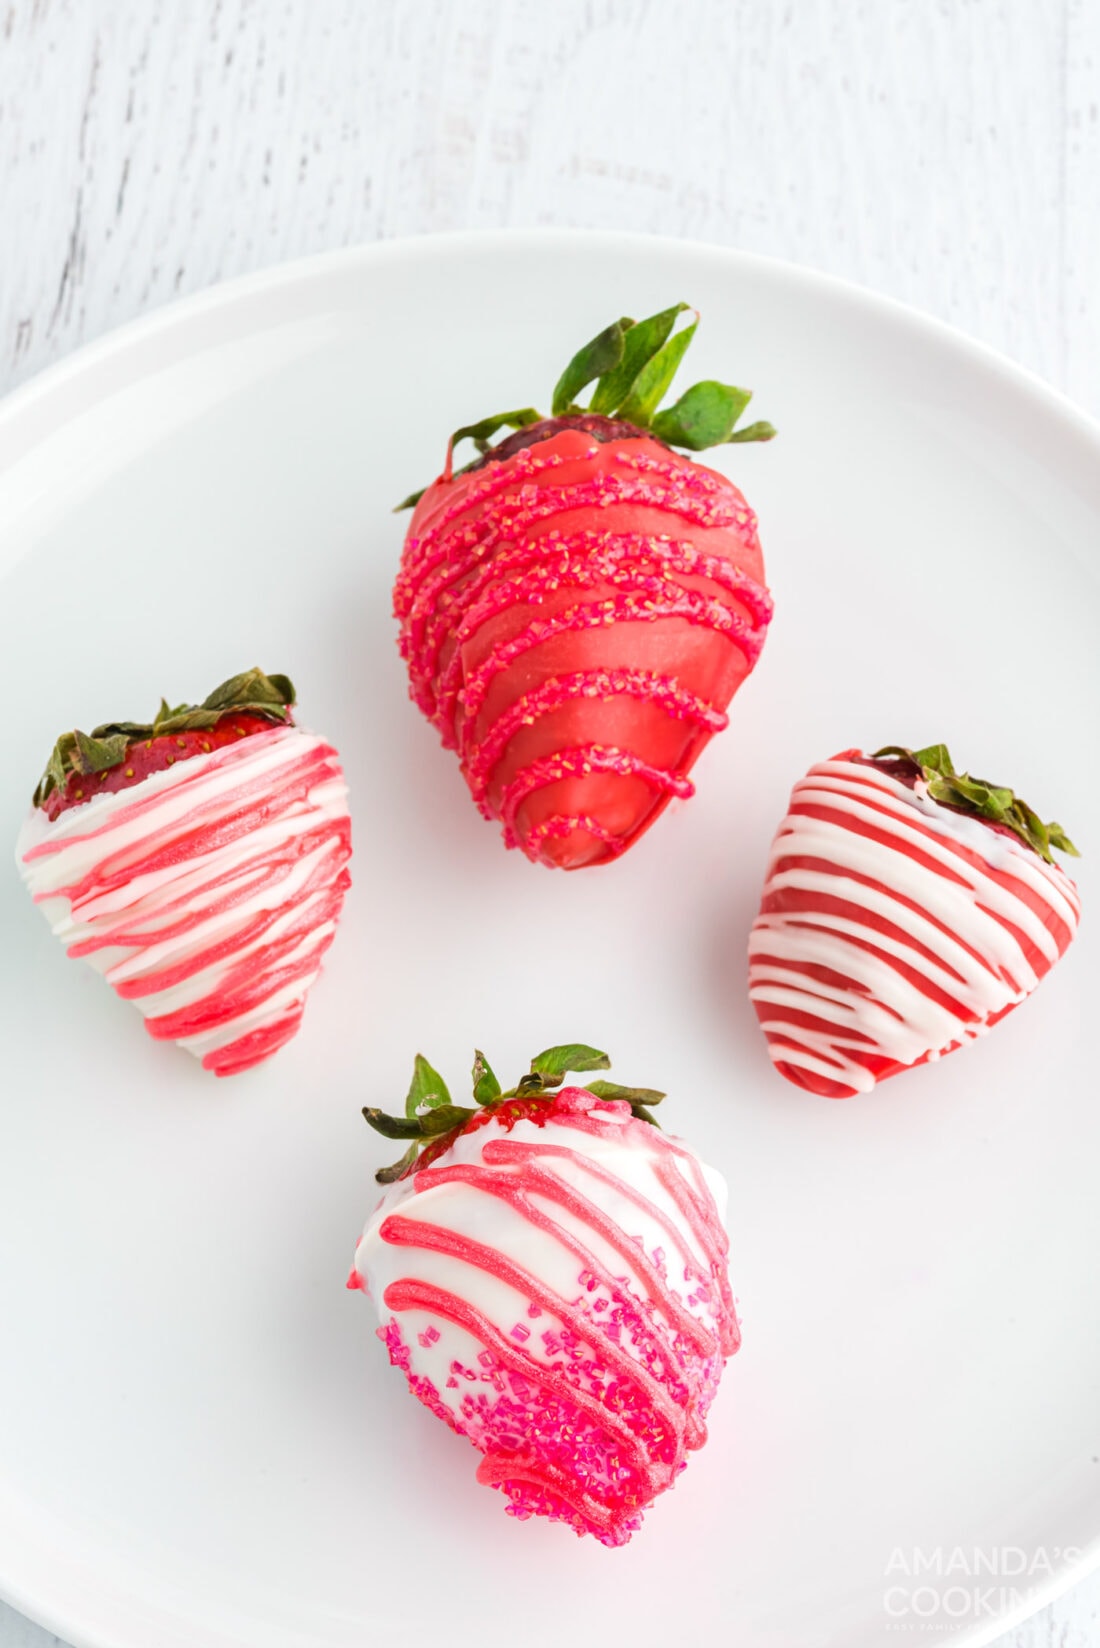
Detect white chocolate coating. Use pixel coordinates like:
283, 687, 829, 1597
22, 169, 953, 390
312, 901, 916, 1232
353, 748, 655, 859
748, 755, 1081, 1096
16, 724, 351, 1074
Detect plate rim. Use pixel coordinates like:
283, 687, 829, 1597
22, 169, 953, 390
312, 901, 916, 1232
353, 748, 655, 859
3, 226, 1100, 454
1, 226, 1098, 1648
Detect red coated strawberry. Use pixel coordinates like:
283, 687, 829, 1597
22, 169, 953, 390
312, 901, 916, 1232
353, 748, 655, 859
16, 668, 352, 1076
394, 305, 775, 869
351, 1044, 739, 1545
748, 744, 1081, 1097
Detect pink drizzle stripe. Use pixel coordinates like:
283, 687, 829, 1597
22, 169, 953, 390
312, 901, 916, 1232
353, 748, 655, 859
456, 588, 761, 730
394, 436, 771, 861
463, 669, 727, 812
748, 757, 1081, 1096
498, 744, 694, 851
18, 727, 351, 1076
521, 813, 626, 860
415, 1158, 718, 1362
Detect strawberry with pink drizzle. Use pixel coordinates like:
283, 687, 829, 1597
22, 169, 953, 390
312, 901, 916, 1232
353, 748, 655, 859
16, 668, 351, 1076
394, 304, 775, 869
350, 1043, 739, 1545
748, 744, 1082, 1098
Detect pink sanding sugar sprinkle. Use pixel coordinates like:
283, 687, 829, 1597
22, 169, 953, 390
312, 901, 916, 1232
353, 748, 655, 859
522, 813, 627, 860
462, 667, 728, 811
381, 1295, 718, 1544
498, 744, 695, 851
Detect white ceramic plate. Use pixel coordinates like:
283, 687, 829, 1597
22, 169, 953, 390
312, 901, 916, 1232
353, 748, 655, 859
1, 232, 1097, 1648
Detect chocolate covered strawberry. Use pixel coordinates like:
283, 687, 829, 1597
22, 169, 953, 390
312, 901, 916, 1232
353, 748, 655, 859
350, 1043, 739, 1545
16, 668, 352, 1077
394, 304, 775, 869
748, 745, 1081, 1098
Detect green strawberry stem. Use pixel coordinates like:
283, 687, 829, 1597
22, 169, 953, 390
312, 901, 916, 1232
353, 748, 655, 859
394, 303, 775, 509
363, 1043, 666, 1182
872, 743, 1080, 866
33, 667, 296, 809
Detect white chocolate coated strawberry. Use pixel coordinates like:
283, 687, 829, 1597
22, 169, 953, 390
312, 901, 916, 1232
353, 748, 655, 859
17, 724, 351, 1075
748, 753, 1081, 1097
351, 1087, 739, 1545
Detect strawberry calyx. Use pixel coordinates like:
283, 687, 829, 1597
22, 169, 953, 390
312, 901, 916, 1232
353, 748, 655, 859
870, 743, 1080, 866
394, 303, 776, 510
33, 667, 296, 817
466, 413, 658, 469
363, 1043, 666, 1183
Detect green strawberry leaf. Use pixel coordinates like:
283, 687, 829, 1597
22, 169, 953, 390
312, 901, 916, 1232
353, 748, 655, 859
377, 1143, 420, 1184
394, 302, 776, 503
529, 1043, 612, 1084
911, 742, 955, 776
551, 317, 633, 417
404, 1053, 452, 1119
93, 718, 169, 740
871, 743, 1080, 865
726, 419, 777, 443
361, 1108, 426, 1140
203, 668, 296, 714
650, 380, 753, 449
450, 408, 542, 455
395, 411, 543, 511
1048, 822, 1078, 855
393, 486, 428, 514
584, 1080, 666, 1106
617, 318, 698, 426
74, 728, 131, 773
32, 669, 296, 809
362, 1043, 660, 1183
472, 1049, 501, 1105
38, 734, 75, 801
589, 304, 688, 415
418, 1104, 476, 1136
629, 1103, 662, 1129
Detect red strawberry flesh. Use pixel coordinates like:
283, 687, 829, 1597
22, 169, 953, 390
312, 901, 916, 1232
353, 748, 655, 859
41, 712, 282, 821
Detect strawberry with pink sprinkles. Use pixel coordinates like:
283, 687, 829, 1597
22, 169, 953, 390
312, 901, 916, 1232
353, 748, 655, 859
393, 303, 775, 869
350, 1043, 739, 1545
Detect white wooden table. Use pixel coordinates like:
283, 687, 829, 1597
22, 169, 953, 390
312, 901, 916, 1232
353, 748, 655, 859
1, 3, 1098, 1644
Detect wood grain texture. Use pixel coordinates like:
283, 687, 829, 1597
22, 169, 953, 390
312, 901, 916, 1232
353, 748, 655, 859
1064, 0, 1100, 409
1, 2, 1098, 1644
0, 0, 1097, 413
